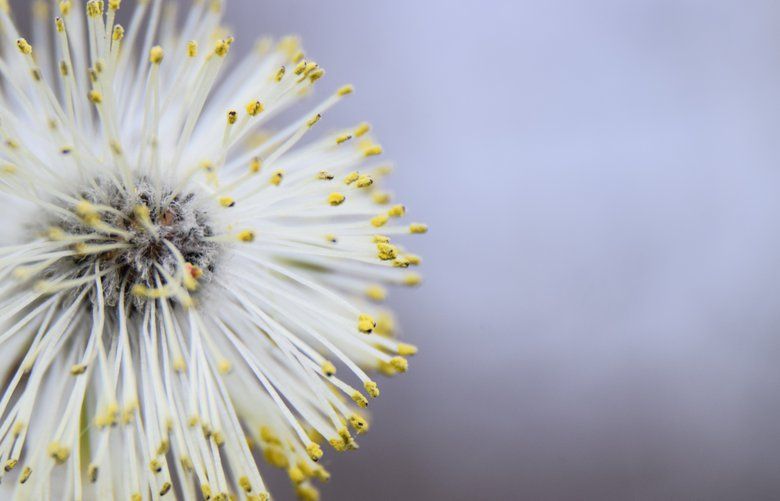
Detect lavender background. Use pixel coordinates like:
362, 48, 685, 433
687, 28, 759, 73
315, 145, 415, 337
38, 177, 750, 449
230, 1, 780, 499
12, 0, 780, 499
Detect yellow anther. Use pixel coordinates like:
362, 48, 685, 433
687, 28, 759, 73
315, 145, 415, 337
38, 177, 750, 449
320, 360, 336, 377
343, 171, 359, 185
409, 223, 428, 234
47, 442, 70, 464
19, 466, 32, 484
354, 122, 371, 137
249, 157, 262, 173
227, 110, 238, 124
288, 466, 306, 484
365, 285, 387, 302
327, 192, 345, 206
56, 17, 65, 32
306, 442, 324, 462
149, 458, 162, 473
4, 459, 17, 472
357, 313, 376, 334
109, 0, 121, 10
86, 0, 103, 17
213, 431, 225, 446
12, 422, 24, 436
133, 204, 151, 224
325, 233, 338, 244
275, 66, 286, 82
349, 414, 369, 434
160, 482, 172, 496
260, 426, 281, 445
201, 484, 213, 500
149, 46, 164, 64
296, 485, 320, 501
294, 60, 307, 75
405, 254, 422, 266
376, 242, 398, 261
394, 256, 411, 268
308, 68, 325, 82
157, 439, 170, 456
246, 100, 264, 116
307, 114, 322, 128
371, 214, 389, 228
88, 90, 103, 104
112, 24, 124, 41
403, 273, 423, 286
397, 343, 418, 356
180, 455, 194, 472
373, 235, 391, 243
239, 476, 252, 493
1, 164, 16, 175
328, 436, 347, 452
173, 356, 186, 372
336, 133, 352, 144
237, 230, 256, 243
219, 196, 236, 208
59, 0, 72, 15
214, 39, 231, 57
390, 356, 409, 373
355, 175, 374, 188
87, 463, 98, 482
270, 170, 284, 186
217, 359, 232, 374
364, 381, 380, 398
388, 204, 406, 217
351, 390, 369, 408
362, 143, 383, 157
337, 84, 354, 96
317, 170, 334, 180
70, 363, 87, 375
187, 40, 198, 57
262, 446, 289, 469
16, 38, 32, 55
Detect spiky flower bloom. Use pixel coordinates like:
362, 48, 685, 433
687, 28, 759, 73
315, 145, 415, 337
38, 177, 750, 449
0, 1, 425, 499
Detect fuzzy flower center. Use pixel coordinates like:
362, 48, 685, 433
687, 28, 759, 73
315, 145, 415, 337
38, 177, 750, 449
41, 177, 220, 309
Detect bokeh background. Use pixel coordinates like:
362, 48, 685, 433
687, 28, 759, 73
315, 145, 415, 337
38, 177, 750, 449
12, 0, 780, 499
227, 1, 780, 499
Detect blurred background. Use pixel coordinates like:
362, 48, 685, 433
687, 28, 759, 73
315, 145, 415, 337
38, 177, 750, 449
13, 0, 780, 499
226, 1, 780, 499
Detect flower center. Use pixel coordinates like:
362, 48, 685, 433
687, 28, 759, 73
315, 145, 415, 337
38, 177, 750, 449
46, 177, 220, 309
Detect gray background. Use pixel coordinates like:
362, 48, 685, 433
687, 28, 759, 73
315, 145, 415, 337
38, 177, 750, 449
13, 0, 780, 499
230, 1, 780, 499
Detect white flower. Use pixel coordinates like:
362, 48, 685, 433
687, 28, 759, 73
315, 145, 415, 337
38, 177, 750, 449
0, 1, 425, 499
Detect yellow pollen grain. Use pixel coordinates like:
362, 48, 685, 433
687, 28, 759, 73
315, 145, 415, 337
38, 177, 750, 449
354, 122, 370, 137
321, 360, 336, 377
269, 170, 284, 186
388, 204, 406, 217
337, 84, 354, 96
237, 230, 256, 243
219, 196, 236, 208
187, 40, 198, 57
246, 100, 264, 116
149, 46, 164, 64
357, 313, 376, 334
355, 175, 374, 188
343, 171, 359, 185
327, 192, 345, 206
410, 223, 428, 234
364, 381, 380, 398
112, 25, 124, 41
371, 214, 389, 228
365, 285, 387, 302
16, 38, 32, 55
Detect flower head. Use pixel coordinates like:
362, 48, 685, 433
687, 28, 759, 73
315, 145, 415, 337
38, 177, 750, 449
0, 1, 425, 499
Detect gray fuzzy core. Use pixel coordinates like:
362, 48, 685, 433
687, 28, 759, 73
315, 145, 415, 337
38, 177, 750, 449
52, 177, 221, 310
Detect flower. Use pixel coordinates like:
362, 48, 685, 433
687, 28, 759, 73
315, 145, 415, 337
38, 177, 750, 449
0, 0, 425, 499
